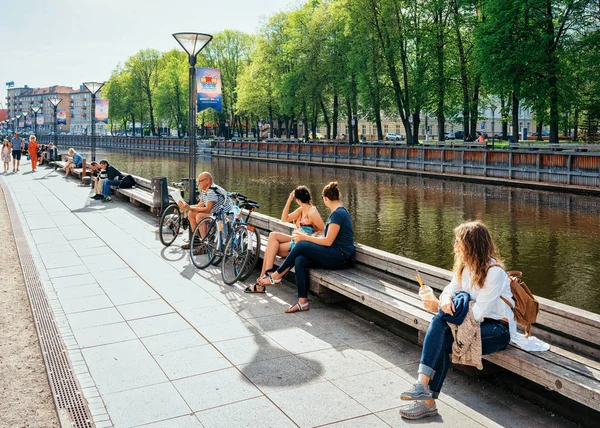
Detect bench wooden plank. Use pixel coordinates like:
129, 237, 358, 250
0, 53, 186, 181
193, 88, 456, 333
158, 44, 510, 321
309, 267, 600, 411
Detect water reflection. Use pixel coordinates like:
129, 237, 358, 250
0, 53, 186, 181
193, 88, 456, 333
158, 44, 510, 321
85, 149, 600, 313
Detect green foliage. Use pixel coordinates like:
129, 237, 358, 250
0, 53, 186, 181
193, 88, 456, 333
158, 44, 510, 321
103, 0, 597, 142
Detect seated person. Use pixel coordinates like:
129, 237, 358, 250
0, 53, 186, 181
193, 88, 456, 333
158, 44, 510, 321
98, 159, 123, 202
64, 148, 82, 177
47, 143, 58, 163
88, 161, 105, 200
38, 144, 47, 165
257, 182, 355, 313
246, 186, 324, 293
177, 172, 232, 250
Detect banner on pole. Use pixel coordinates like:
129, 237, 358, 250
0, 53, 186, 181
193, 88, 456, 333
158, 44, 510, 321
26, 118, 32, 126
57, 109, 67, 124
37, 115, 44, 125
197, 68, 222, 113
95, 99, 109, 124
18, 120, 24, 128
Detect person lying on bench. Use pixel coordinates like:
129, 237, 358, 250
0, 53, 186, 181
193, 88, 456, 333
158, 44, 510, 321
257, 181, 354, 312
99, 159, 123, 203
64, 148, 82, 177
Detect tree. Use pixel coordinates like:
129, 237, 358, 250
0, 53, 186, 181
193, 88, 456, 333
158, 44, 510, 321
155, 50, 188, 137
125, 49, 161, 136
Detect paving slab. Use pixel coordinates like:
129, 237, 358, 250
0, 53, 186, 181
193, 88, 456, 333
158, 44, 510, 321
0, 164, 578, 428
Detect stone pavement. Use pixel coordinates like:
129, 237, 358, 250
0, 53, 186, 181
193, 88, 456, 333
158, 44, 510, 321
0, 159, 576, 428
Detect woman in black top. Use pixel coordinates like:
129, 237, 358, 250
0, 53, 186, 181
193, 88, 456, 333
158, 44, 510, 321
258, 182, 355, 313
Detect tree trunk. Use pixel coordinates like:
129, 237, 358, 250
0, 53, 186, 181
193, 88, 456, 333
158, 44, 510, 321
512, 91, 519, 143
320, 98, 331, 139
452, 0, 470, 138
332, 94, 339, 140
302, 101, 308, 141
435, 6, 446, 142
469, 76, 480, 140
346, 97, 353, 144
501, 97, 508, 139
573, 109, 579, 141
536, 122, 543, 141
375, 110, 383, 141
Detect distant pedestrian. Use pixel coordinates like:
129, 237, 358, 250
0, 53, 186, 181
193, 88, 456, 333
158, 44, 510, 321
28, 135, 39, 172
1, 139, 11, 173
11, 132, 23, 172
477, 134, 485, 143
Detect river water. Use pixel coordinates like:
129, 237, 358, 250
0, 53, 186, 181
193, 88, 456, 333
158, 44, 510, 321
87, 149, 600, 314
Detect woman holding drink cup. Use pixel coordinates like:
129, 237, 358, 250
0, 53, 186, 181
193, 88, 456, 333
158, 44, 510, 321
400, 220, 514, 420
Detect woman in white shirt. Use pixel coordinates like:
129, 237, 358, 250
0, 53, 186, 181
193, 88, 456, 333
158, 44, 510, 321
399, 220, 513, 420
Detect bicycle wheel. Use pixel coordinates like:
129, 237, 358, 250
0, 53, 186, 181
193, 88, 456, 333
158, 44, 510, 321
238, 226, 261, 281
190, 217, 218, 269
158, 204, 181, 247
221, 226, 252, 285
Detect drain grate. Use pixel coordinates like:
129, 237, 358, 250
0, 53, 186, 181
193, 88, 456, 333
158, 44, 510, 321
1, 179, 93, 427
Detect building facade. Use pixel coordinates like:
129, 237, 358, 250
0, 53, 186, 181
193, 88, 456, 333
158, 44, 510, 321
5, 85, 106, 136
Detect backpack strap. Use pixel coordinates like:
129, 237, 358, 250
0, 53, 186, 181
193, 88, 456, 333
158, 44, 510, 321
487, 264, 515, 309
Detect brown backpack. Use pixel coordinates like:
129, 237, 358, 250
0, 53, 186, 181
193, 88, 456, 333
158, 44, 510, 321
488, 265, 540, 337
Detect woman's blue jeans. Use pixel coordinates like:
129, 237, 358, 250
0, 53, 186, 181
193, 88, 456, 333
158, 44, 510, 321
276, 241, 351, 299
418, 313, 510, 398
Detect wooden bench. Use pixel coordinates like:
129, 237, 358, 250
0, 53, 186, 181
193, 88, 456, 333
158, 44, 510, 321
246, 211, 600, 412
54, 158, 90, 181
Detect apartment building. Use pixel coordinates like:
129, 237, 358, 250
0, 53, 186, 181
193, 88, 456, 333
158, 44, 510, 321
5, 84, 106, 135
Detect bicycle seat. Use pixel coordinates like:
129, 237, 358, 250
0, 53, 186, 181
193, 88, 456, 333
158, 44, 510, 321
240, 202, 260, 210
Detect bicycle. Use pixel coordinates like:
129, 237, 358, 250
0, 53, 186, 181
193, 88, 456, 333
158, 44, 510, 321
158, 178, 196, 246
190, 190, 261, 285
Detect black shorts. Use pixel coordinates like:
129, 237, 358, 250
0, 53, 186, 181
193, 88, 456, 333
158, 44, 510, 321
12, 150, 21, 160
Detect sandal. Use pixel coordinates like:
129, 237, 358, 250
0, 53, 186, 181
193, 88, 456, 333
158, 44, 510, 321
285, 301, 309, 313
244, 284, 266, 294
258, 273, 282, 286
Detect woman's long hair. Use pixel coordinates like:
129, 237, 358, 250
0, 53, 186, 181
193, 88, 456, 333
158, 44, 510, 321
453, 220, 503, 288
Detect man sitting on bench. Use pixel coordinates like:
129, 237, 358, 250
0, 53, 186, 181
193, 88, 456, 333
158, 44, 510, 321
89, 161, 105, 200
99, 159, 123, 203
46, 143, 58, 164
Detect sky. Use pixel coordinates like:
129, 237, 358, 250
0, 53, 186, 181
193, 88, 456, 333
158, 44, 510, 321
0, 0, 301, 106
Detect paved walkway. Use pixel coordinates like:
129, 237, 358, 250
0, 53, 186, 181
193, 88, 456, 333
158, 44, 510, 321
0, 160, 576, 428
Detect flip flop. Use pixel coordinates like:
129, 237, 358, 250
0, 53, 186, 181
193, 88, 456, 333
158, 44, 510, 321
258, 273, 282, 286
285, 302, 309, 313
244, 284, 266, 294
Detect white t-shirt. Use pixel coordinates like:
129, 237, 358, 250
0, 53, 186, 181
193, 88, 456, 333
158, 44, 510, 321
440, 262, 549, 352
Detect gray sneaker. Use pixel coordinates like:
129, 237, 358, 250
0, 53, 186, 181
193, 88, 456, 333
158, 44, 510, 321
399, 400, 438, 420
400, 383, 433, 401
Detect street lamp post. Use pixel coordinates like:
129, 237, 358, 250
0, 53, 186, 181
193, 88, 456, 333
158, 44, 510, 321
16, 114, 21, 134
32, 106, 41, 137
172, 32, 213, 205
48, 97, 62, 146
83, 82, 105, 161
22, 111, 29, 135
491, 105, 496, 150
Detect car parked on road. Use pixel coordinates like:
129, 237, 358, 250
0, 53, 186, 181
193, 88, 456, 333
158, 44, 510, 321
385, 132, 404, 141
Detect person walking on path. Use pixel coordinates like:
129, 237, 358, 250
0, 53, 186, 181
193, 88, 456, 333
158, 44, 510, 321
28, 135, 38, 172
258, 182, 355, 313
398, 220, 515, 420
1, 139, 11, 173
10, 132, 23, 172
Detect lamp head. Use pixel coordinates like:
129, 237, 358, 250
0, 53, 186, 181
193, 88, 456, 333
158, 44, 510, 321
83, 82, 105, 95
48, 97, 62, 107
172, 33, 213, 59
